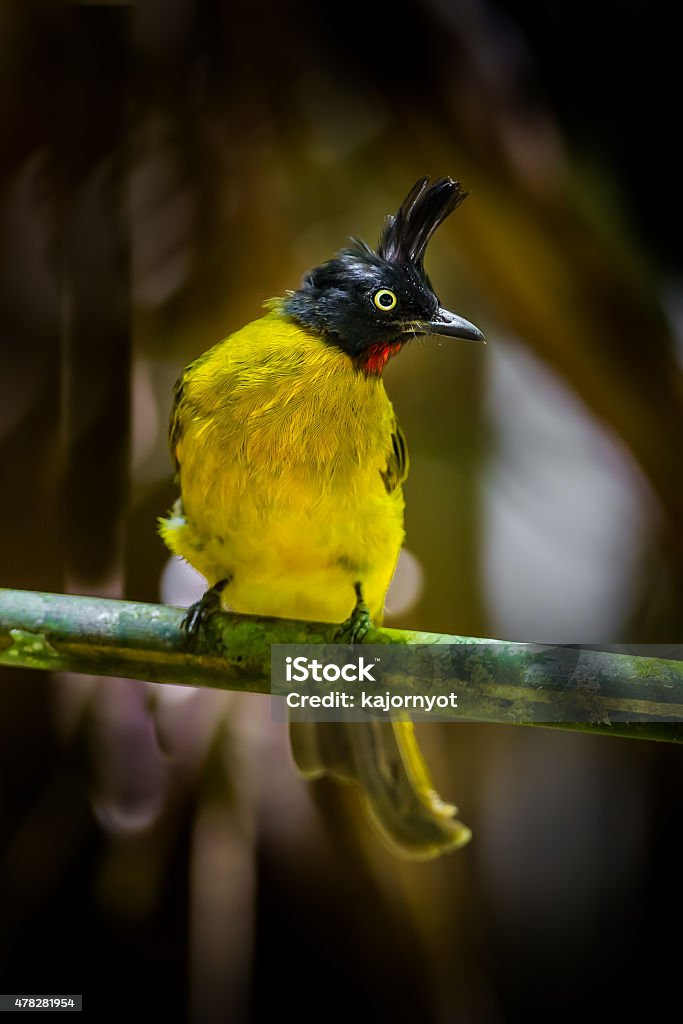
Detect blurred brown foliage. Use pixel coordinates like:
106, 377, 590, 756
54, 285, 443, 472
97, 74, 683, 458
1, 2, 681, 1022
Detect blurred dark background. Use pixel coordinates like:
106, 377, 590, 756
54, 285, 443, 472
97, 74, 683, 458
1, 1, 681, 1021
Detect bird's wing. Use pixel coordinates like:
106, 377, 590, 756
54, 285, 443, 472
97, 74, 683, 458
168, 348, 215, 475
380, 419, 409, 494
169, 372, 186, 475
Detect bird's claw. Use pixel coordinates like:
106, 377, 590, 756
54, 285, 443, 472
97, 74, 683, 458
335, 581, 371, 644
181, 577, 230, 646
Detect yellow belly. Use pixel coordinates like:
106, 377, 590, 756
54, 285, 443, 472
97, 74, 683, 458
160, 310, 405, 623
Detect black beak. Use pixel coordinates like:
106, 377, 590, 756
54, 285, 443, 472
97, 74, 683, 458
415, 307, 485, 343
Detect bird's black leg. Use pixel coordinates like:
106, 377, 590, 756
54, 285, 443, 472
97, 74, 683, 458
181, 576, 231, 644
334, 581, 371, 644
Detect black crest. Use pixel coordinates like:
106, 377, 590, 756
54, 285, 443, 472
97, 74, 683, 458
377, 177, 469, 271
282, 174, 478, 361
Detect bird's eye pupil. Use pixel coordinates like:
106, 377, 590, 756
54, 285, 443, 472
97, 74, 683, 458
373, 288, 397, 311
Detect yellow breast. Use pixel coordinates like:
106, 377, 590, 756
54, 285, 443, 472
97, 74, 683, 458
160, 307, 405, 623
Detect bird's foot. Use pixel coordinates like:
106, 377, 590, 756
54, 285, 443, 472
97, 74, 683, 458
181, 577, 231, 645
335, 581, 371, 644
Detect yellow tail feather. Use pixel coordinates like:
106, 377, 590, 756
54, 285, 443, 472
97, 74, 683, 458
290, 719, 471, 859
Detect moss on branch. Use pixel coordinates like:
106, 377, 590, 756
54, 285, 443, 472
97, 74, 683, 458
1, 588, 682, 743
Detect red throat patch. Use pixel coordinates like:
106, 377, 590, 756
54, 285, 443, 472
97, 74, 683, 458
361, 341, 403, 376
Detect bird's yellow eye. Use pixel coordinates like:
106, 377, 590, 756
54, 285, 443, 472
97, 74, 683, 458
373, 288, 397, 312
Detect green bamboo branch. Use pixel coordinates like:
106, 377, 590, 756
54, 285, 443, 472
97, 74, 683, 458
1, 587, 682, 743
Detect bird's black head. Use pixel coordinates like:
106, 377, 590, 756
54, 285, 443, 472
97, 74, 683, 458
283, 177, 484, 374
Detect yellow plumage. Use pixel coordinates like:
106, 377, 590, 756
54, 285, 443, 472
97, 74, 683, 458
160, 176, 480, 857
161, 304, 404, 624
160, 304, 470, 858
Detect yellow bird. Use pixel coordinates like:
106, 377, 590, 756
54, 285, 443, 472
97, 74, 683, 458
160, 177, 483, 857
